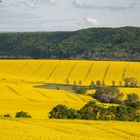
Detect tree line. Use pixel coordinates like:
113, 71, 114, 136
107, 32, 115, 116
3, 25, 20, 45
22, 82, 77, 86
0, 27, 139, 61
49, 93, 140, 121
69, 77, 139, 93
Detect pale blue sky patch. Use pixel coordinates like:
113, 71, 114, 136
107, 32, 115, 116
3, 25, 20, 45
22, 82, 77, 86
0, 0, 139, 31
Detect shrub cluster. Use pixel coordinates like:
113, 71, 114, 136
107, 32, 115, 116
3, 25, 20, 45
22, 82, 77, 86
72, 85, 87, 94
93, 86, 123, 104
49, 94, 140, 122
124, 93, 140, 109
124, 78, 138, 87
15, 111, 32, 118
2, 114, 11, 118
49, 105, 79, 119
0, 111, 32, 118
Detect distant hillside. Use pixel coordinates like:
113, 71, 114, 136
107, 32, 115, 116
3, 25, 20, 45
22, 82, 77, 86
0, 26, 140, 61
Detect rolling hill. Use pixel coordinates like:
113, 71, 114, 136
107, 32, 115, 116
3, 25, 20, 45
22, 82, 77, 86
0, 27, 140, 61
0, 60, 139, 86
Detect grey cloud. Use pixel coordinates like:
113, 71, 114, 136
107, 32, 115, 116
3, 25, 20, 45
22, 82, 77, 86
22, 0, 57, 7
0, 0, 57, 8
72, 0, 138, 11
19, 0, 57, 8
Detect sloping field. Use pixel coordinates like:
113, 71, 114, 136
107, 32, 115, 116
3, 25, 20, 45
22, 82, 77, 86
0, 119, 140, 140
0, 60, 139, 86
0, 80, 92, 119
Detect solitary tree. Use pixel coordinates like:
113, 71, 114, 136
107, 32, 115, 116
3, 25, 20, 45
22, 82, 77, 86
112, 81, 115, 87
79, 80, 82, 85
89, 81, 95, 89
72, 80, 77, 91
96, 80, 102, 87
73, 80, 77, 85
66, 78, 69, 85
119, 81, 122, 87
102, 80, 105, 86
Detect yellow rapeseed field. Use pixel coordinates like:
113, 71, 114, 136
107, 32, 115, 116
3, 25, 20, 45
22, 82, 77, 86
0, 60, 139, 85
0, 80, 92, 119
0, 60, 140, 140
0, 119, 140, 140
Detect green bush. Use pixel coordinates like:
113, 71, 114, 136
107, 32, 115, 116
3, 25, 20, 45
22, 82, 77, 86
78, 102, 100, 120
15, 111, 32, 118
125, 93, 139, 105
93, 87, 123, 104
3, 114, 11, 118
115, 105, 140, 121
79, 102, 116, 120
97, 107, 112, 120
73, 86, 87, 94
124, 78, 138, 87
115, 105, 130, 121
126, 102, 140, 110
49, 105, 79, 119
89, 81, 96, 89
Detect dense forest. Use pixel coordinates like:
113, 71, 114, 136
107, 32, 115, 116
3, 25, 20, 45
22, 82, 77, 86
0, 26, 140, 61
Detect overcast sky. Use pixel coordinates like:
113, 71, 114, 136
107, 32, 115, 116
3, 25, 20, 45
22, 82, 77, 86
0, 0, 140, 31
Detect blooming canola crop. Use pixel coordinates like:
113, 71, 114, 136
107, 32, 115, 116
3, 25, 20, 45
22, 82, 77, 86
0, 60, 139, 86
0, 60, 140, 140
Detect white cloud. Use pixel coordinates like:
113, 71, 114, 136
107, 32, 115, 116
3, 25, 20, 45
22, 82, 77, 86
85, 17, 101, 26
